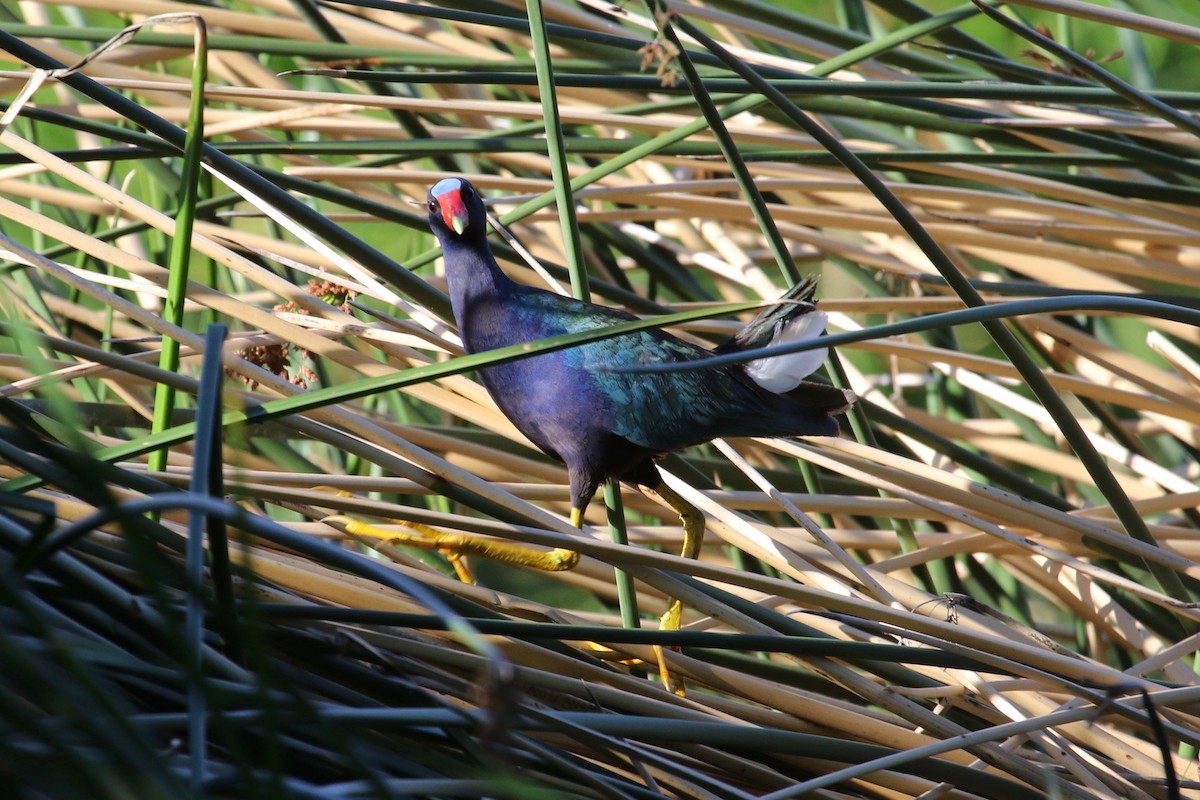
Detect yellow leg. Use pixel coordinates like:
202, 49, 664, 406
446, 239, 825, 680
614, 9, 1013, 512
329, 515, 579, 576
314, 488, 578, 576
644, 481, 704, 697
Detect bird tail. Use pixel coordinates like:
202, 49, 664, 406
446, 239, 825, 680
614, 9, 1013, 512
719, 277, 833, 395
716, 277, 819, 355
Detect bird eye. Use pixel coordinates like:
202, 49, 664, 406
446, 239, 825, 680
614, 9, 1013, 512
427, 198, 438, 213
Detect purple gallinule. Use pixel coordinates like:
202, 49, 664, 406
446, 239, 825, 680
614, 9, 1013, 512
427, 177, 853, 691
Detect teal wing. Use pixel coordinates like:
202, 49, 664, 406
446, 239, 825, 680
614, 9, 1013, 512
515, 294, 749, 452
503, 291, 836, 456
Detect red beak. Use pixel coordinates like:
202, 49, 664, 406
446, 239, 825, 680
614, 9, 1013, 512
432, 183, 467, 234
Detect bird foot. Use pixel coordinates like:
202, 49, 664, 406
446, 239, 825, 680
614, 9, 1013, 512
656, 599, 687, 696
330, 515, 579, 582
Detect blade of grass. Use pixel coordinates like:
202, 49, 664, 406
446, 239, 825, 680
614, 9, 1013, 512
190, 323, 238, 659
183, 324, 225, 794
149, 16, 207, 478
525, 0, 589, 300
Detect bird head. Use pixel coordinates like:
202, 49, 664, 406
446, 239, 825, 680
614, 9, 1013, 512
427, 177, 486, 241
